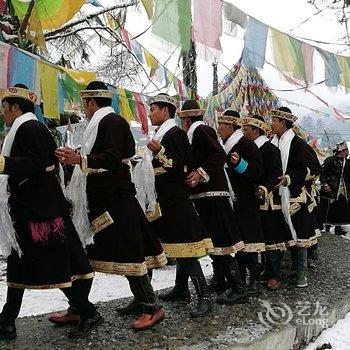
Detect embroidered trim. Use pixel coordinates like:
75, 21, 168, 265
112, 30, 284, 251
80, 155, 108, 174
154, 146, 173, 168
290, 188, 307, 203
0, 155, 5, 174
270, 109, 298, 122
295, 238, 318, 248
8, 281, 72, 289
162, 239, 214, 258
91, 211, 114, 235
242, 242, 266, 253
197, 167, 210, 183
190, 191, 231, 200
45, 164, 55, 172
145, 252, 167, 269
146, 203, 162, 222
242, 117, 271, 134
260, 191, 282, 211
265, 240, 295, 250
1, 87, 37, 104
154, 167, 167, 176
290, 202, 301, 215
71, 272, 95, 281
217, 115, 242, 126
177, 109, 206, 118
210, 241, 245, 256
80, 89, 113, 99
90, 260, 149, 276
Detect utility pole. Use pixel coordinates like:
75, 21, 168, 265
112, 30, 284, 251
212, 59, 218, 95
182, 39, 197, 96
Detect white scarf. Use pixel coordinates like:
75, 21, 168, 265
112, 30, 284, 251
65, 106, 115, 247
271, 129, 297, 242
0, 112, 37, 257
254, 135, 270, 149
132, 119, 177, 215
153, 118, 177, 142
223, 128, 243, 154
187, 121, 205, 145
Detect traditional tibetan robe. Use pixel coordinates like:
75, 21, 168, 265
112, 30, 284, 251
151, 120, 213, 257
1, 116, 93, 289
224, 130, 265, 252
305, 144, 322, 232
320, 154, 350, 226
81, 109, 167, 276
187, 122, 243, 255
255, 136, 294, 250
272, 130, 319, 247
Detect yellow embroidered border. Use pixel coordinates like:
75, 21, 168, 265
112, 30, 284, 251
0, 155, 5, 174
243, 242, 266, 253
290, 188, 307, 203
90, 259, 148, 276
154, 167, 167, 176
295, 238, 318, 248
154, 147, 173, 168
265, 240, 295, 250
71, 272, 95, 281
161, 239, 214, 258
260, 190, 282, 211
80, 155, 108, 174
8, 281, 72, 290
210, 241, 245, 256
145, 252, 167, 269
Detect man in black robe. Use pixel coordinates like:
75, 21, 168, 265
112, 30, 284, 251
270, 107, 319, 288
56, 81, 166, 331
146, 93, 213, 317
217, 110, 265, 296
0, 84, 101, 340
178, 100, 247, 305
242, 115, 294, 290
320, 141, 350, 235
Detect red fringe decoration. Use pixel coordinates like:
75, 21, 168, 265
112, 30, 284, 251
29, 217, 65, 243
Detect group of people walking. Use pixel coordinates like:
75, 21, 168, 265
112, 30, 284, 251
0, 80, 349, 341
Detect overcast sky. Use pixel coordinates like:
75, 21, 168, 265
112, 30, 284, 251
86, 0, 350, 119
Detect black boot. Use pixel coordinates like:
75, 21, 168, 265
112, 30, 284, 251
187, 262, 212, 317
247, 267, 260, 297
216, 260, 249, 305
159, 264, 191, 302
116, 299, 142, 315
207, 261, 228, 293
335, 225, 346, 235
0, 322, 16, 341
68, 310, 103, 339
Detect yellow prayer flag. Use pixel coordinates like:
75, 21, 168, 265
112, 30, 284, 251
141, 0, 153, 20
118, 87, 134, 122
62, 67, 97, 86
143, 49, 158, 70
270, 28, 297, 77
337, 56, 350, 92
26, 3, 47, 52
37, 61, 60, 119
104, 12, 116, 30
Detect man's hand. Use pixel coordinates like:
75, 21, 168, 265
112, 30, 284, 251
323, 183, 331, 193
55, 147, 81, 165
230, 152, 240, 165
255, 188, 265, 199
185, 171, 202, 187
274, 176, 287, 189
147, 140, 162, 154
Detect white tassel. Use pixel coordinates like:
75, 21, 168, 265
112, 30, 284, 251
132, 150, 158, 216
64, 166, 93, 247
0, 175, 22, 257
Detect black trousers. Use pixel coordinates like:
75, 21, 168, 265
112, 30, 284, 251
126, 274, 160, 314
0, 278, 95, 326
210, 254, 234, 266
236, 251, 260, 282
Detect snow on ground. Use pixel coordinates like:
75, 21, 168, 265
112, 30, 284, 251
305, 313, 350, 350
0, 257, 212, 318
